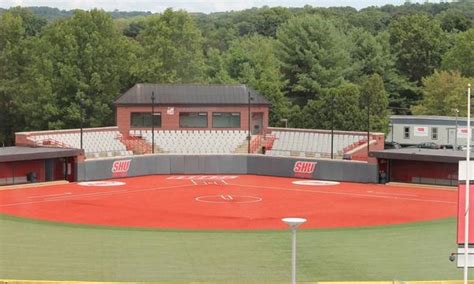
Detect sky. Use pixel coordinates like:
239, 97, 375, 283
0, 0, 446, 13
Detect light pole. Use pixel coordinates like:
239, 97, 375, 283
151, 91, 155, 154
464, 83, 471, 284
454, 108, 459, 150
367, 92, 371, 156
331, 95, 336, 159
247, 90, 253, 154
80, 98, 84, 151
282, 217, 307, 284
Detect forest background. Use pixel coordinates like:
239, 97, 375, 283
0, 1, 473, 145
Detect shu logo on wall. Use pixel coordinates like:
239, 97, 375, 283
112, 159, 131, 177
293, 161, 317, 178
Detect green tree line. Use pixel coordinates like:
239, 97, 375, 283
0, 1, 473, 145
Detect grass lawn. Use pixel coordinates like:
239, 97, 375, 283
0, 214, 470, 282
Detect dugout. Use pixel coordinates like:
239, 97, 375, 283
370, 148, 466, 186
0, 146, 82, 185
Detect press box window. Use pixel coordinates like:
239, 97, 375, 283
432, 127, 438, 140
179, 112, 208, 128
131, 112, 161, 128
212, 112, 241, 128
403, 126, 410, 139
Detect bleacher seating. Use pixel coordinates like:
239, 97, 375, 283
131, 130, 248, 154
266, 130, 365, 158
28, 130, 132, 159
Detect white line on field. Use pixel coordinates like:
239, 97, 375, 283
44, 190, 129, 201
28, 192, 72, 199
0, 184, 197, 208
366, 190, 417, 197
225, 183, 456, 205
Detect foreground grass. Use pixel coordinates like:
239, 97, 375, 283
0, 215, 470, 282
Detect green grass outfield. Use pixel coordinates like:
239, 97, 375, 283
0, 214, 472, 282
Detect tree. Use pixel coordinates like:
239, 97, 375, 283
252, 7, 292, 37
19, 9, 135, 131
360, 74, 390, 133
389, 14, 448, 83
371, 31, 419, 114
436, 9, 472, 32
7, 7, 47, 36
348, 7, 391, 34
222, 35, 289, 125
350, 29, 393, 79
302, 83, 365, 131
442, 28, 474, 77
135, 9, 206, 83
276, 15, 353, 105
411, 70, 472, 116
0, 9, 46, 145
0, 11, 27, 145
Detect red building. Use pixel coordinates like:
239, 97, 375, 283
115, 84, 271, 138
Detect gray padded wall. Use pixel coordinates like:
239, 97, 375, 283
77, 155, 248, 181
247, 156, 377, 183
78, 154, 377, 183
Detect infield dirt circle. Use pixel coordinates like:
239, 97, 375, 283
0, 175, 457, 230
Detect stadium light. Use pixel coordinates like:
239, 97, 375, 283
151, 91, 155, 154
80, 98, 85, 151
282, 217, 307, 284
464, 83, 471, 284
331, 95, 336, 159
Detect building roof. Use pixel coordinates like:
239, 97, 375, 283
370, 148, 470, 163
0, 146, 82, 163
115, 84, 271, 106
390, 115, 474, 126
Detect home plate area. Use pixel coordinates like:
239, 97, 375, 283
0, 174, 457, 230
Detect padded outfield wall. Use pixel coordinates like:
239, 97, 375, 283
77, 154, 378, 183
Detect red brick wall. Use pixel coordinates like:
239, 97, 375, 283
350, 134, 385, 164
116, 104, 269, 137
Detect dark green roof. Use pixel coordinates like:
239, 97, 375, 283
115, 84, 271, 106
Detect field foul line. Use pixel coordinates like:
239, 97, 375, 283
226, 183, 456, 205
366, 190, 417, 197
0, 184, 197, 208
44, 190, 129, 201
28, 192, 72, 199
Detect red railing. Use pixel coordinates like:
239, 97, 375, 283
249, 136, 262, 153
120, 136, 153, 154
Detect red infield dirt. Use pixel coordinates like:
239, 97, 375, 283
0, 175, 457, 230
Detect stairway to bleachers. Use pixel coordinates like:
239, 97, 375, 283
28, 130, 132, 159
266, 130, 366, 159
130, 130, 248, 154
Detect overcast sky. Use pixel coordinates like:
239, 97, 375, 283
0, 0, 442, 13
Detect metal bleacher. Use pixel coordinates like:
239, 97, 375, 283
29, 130, 132, 159
131, 130, 248, 154
266, 130, 365, 158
